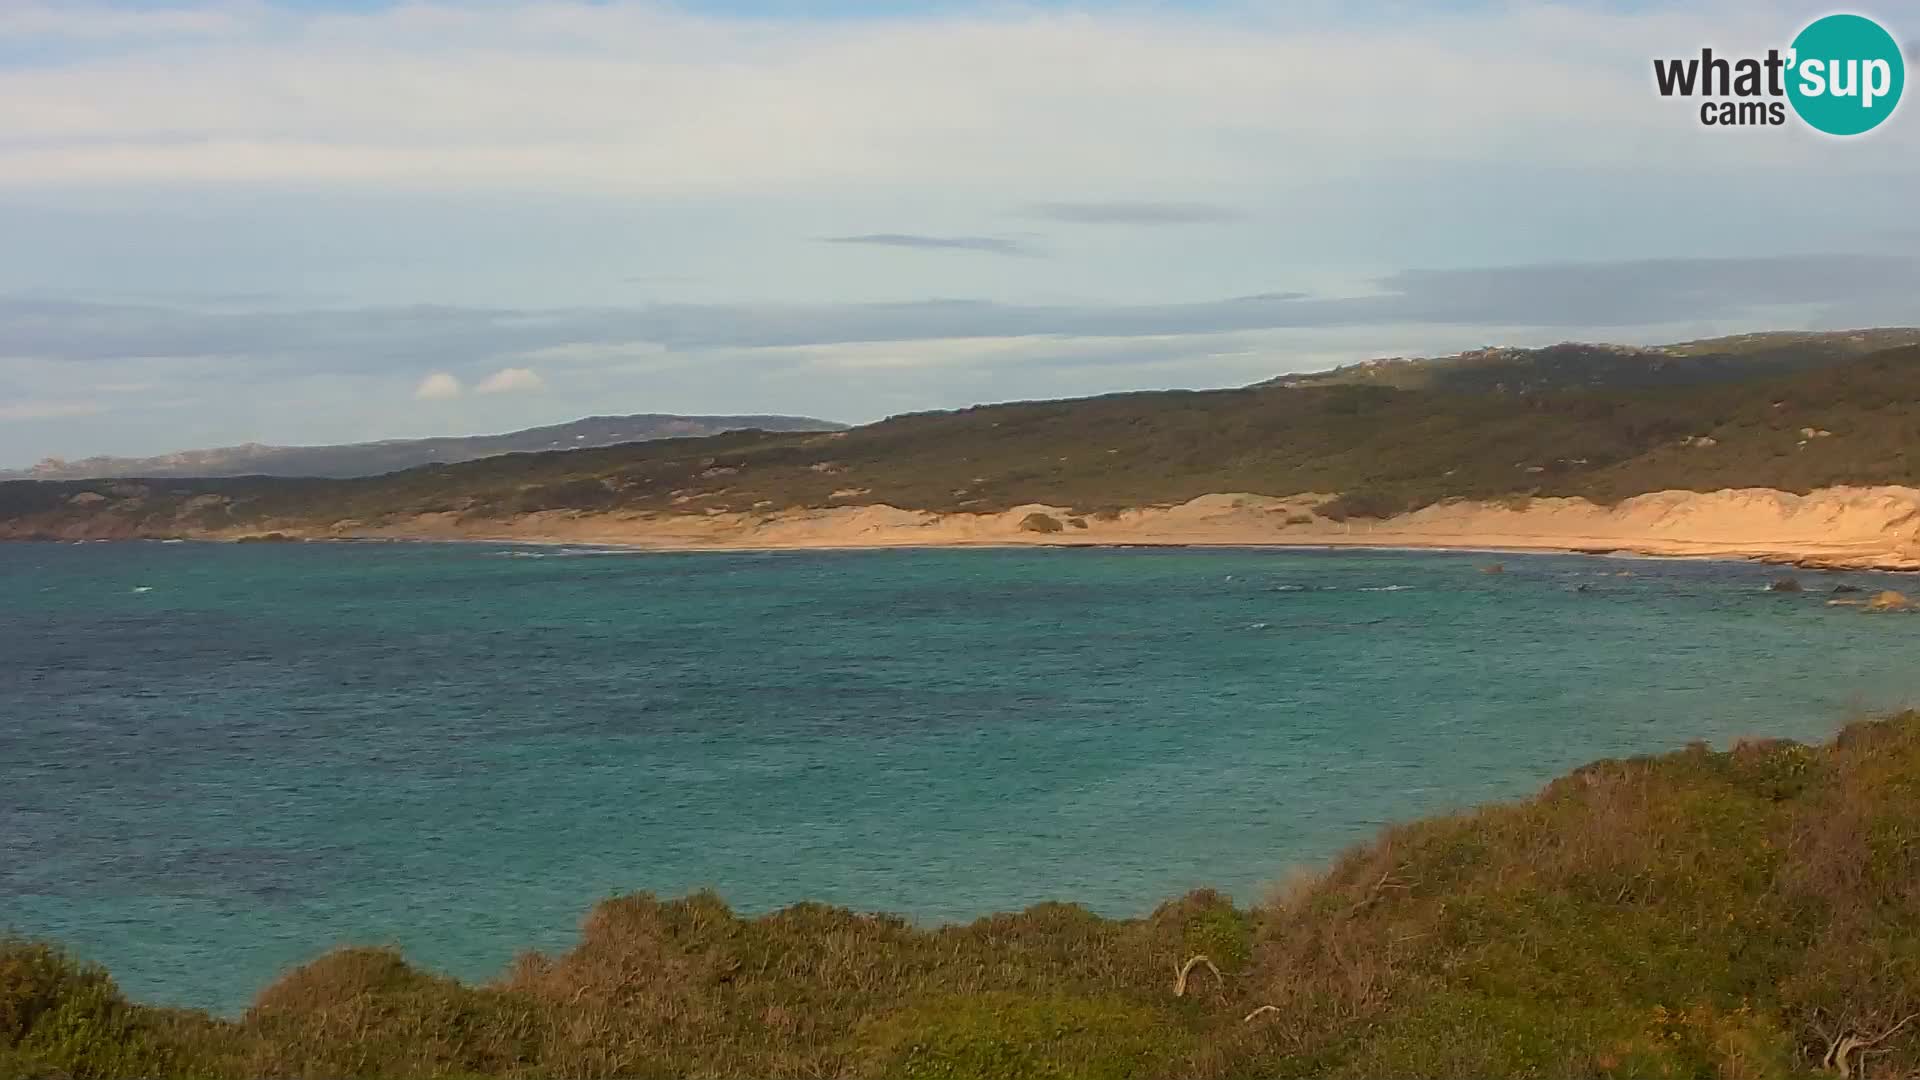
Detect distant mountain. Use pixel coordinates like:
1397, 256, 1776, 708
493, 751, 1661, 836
2, 413, 847, 481
1257, 328, 1920, 395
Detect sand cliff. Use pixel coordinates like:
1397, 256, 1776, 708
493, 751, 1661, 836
309, 485, 1920, 570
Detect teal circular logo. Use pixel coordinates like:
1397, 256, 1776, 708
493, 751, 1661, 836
1787, 14, 1904, 135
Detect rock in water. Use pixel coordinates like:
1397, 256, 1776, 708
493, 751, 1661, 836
1768, 577, 1803, 592
1832, 583, 1864, 594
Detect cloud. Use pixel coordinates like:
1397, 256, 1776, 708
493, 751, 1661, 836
413, 372, 462, 399
4, 1, 1903, 195
475, 366, 545, 394
0, 5, 237, 42
0, 399, 103, 422
6, 255, 1916, 372
741, 331, 1291, 374
1026, 201, 1242, 226
514, 341, 668, 365
823, 234, 1036, 257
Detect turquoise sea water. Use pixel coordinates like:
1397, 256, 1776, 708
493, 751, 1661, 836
4, 541, 1919, 1014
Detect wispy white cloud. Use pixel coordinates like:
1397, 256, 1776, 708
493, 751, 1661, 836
823, 234, 1037, 257
8, 255, 1913, 367
0, 4, 240, 42
0, 399, 105, 421
513, 341, 669, 365
1027, 202, 1241, 226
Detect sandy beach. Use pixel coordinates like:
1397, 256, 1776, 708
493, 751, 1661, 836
295, 485, 1920, 571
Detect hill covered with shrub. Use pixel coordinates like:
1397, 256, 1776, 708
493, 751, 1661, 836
3, 341, 1919, 538
1258, 328, 1920, 394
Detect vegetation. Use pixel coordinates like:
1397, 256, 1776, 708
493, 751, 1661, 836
0, 414, 846, 482
1311, 490, 1406, 522
9, 713, 1920, 1078
4, 341, 1920, 539
1260, 329, 1920, 394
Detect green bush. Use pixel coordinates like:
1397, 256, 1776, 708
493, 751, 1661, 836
1314, 490, 1405, 521
863, 993, 1187, 1080
0, 941, 209, 1080
508, 478, 620, 514
1180, 906, 1252, 975
0, 940, 95, 1046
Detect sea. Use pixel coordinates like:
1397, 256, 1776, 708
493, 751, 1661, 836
3, 540, 1917, 1014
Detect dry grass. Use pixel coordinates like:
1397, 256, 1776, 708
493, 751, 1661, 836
10, 713, 1920, 1078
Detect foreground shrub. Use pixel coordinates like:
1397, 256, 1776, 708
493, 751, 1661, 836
860, 992, 1188, 1080
0, 941, 223, 1080
244, 948, 544, 1079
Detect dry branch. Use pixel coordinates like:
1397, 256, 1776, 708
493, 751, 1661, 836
1824, 1013, 1919, 1077
1173, 954, 1223, 998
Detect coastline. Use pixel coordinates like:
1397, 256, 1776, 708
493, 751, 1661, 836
276, 485, 1920, 572
10, 483, 1920, 571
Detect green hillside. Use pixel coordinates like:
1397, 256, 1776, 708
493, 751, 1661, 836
3, 342, 1920, 537
8, 713, 1920, 1079
1259, 328, 1920, 395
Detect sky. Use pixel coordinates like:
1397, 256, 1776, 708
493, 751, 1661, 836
1, 0, 1917, 466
